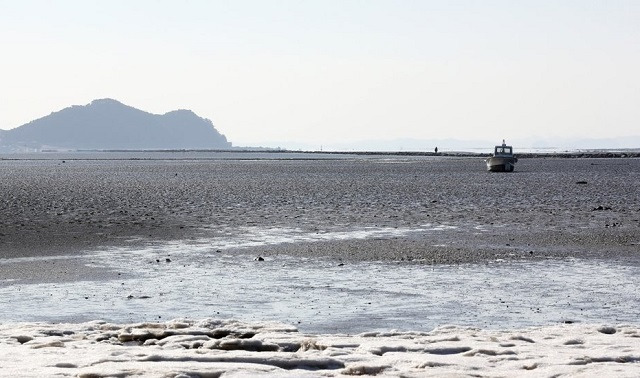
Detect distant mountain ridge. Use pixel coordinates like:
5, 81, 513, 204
0, 99, 232, 151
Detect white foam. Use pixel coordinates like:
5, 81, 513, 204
1, 319, 638, 377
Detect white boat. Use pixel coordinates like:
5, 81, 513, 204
486, 140, 517, 172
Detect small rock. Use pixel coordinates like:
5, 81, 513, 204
13, 335, 33, 344
255, 256, 265, 261
597, 326, 616, 335
55, 363, 77, 368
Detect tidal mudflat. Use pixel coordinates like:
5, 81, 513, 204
1, 152, 639, 376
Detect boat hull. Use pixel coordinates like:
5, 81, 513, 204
486, 157, 516, 172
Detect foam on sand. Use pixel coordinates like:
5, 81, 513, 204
1, 319, 639, 377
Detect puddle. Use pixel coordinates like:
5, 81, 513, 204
1, 233, 637, 334
120, 224, 459, 254
200, 224, 457, 250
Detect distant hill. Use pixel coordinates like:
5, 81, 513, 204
0, 99, 232, 151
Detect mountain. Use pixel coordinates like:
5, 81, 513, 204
0, 99, 232, 151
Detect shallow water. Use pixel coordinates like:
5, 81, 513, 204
1, 228, 638, 334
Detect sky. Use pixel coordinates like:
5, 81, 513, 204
1, 0, 639, 149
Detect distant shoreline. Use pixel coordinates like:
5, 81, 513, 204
268, 150, 640, 159
2, 148, 640, 159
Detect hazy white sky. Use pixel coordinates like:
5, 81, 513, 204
1, 0, 638, 148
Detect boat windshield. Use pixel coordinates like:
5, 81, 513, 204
495, 146, 512, 155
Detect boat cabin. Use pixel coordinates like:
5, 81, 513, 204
493, 143, 513, 157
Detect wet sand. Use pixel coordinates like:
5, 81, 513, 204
1, 155, 639, 273
1, 154, 640, 376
